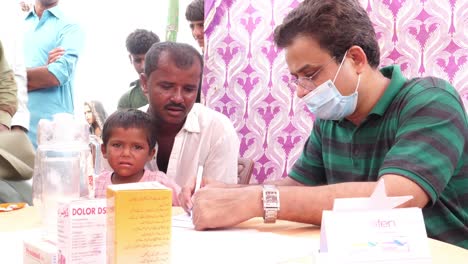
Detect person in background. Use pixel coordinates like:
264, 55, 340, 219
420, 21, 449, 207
0, 0, 30, 133
0, 40, 34, 204
0, 130, 35, 204
24, 0, 84, 148
185, 0, 204, 103
140, 41, 239, 188
84, 100, 107, 138
181, 0, 468, 249
117, 29, 160, 110
0, 40, 17, 132
6, 36, 30, 133
185, 0, 205, 53
94, 109, 180, 205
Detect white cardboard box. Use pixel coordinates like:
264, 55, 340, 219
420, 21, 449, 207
107, 182, 172, 264
318, 180, 432, 264
23, 237, 58, 264
57, 199, 107, 264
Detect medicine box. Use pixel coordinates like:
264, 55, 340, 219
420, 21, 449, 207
106, 182, 172, 264
23, 237, 57, 264
57, 199, 107, 264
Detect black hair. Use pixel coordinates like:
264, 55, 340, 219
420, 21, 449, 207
274, 0, 380, 68
126, 29, 160, 55
185, 0, 204, 21
101, 109, 156, 153
144, 41, 203, 78
84, 100, 107, 136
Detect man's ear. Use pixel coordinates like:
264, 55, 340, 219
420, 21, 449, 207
348, 45, 367, 74
128, 54, 133, 64
101, 144, 107, 159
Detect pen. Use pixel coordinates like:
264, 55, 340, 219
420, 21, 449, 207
189, 165, 204, 218
194, 165, 204, 193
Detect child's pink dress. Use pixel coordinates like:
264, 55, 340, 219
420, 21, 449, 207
94, 170, 181, 206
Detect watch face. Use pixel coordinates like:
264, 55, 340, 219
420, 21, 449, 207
264, 190, 278, 207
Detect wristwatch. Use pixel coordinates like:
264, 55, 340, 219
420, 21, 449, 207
262, 185, 280, 223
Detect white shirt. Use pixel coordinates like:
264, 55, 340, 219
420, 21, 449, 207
145, 103, 240, 187
0, 2, 30, 129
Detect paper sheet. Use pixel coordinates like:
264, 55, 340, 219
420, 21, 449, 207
172, 213, 194, 229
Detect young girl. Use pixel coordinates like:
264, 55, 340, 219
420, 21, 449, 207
94, 109, 180, 205
84, 101, 108, 138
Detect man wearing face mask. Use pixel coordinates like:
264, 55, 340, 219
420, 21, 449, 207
180, 0, 468, 249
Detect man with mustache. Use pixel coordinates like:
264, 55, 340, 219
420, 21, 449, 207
140, 42, 239, 188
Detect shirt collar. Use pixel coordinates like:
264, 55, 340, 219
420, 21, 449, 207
46, 6, 63, 19
26, 5, 63, 20
25, 8, 35, 19
370, 65, 407, 116
181, 103, 201, 133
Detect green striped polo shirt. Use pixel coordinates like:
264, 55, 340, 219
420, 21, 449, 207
290, 65, 468, 248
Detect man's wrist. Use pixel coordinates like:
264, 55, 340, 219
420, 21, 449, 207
246, 185, 264, 218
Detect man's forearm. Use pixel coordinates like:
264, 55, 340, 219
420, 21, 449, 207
274, 174, 429, 225
275, 182, 377, 225
27, 66, 60, 91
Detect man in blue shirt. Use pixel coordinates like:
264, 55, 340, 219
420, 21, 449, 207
24, 0, 84, 147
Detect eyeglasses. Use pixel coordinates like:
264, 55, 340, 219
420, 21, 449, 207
289, 56, 336, 91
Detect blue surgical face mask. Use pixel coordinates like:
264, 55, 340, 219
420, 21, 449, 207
302, 51, 361, 120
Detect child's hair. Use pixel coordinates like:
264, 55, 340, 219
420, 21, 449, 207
101, 109, 156, 153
